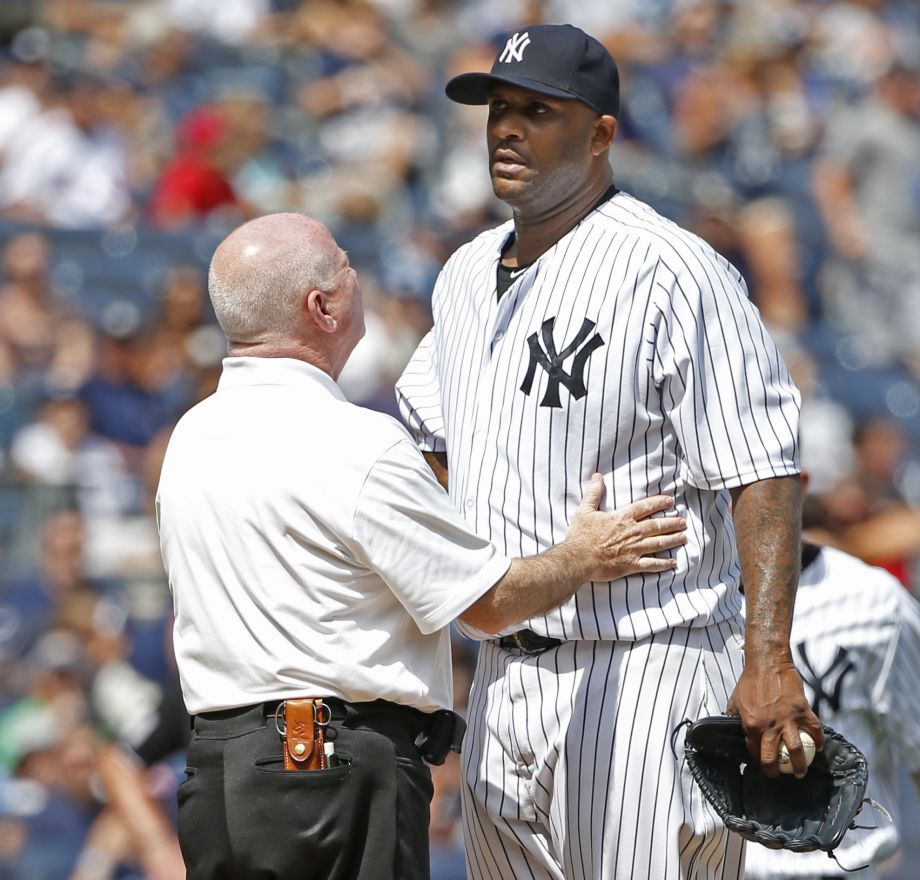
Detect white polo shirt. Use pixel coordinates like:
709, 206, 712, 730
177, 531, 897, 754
156, 357, 510, 714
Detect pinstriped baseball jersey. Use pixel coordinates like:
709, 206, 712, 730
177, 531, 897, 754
744, 545, 920, 879
396, 191, 801, 642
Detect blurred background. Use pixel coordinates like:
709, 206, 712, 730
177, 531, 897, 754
0, 0, 918, 878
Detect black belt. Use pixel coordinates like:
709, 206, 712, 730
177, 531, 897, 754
497, 629, 562, 655
193, 697, 464, 765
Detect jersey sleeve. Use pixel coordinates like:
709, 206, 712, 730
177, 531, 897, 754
650, 246, 801, 490
873, 586, 920, 773
395, 329, 446, 453
351, 434, 510, 635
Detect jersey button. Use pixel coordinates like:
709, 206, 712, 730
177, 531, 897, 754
465, 499, 475, 509
494, 331, 504, 341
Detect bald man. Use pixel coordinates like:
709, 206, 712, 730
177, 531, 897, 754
156, 213, 687, 880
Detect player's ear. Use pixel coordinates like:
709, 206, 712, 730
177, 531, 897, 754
590, 114, 617, 156
305, 288, 338, 334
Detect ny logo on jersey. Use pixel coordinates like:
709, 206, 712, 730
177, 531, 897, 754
520, 317, 605, 408
499, 32, 531, 63
794, 643, 855, 716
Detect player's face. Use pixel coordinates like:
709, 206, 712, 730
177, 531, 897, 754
486, 83, 602, 212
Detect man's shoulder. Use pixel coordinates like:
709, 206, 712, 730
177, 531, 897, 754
169, 386, 410, 459
335, 403, 413, 448
596, 192, 739, 279
291, 395, 416, 461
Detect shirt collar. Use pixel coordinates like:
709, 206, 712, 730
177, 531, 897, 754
217, 356, 347, 401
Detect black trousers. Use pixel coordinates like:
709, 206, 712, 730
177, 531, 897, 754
178, 700, 434, 879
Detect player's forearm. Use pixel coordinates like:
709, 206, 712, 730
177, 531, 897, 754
732, 475, 802, 665
459, 540, 595, 635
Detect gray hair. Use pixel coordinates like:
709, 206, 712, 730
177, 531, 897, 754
207, 214, 342, 341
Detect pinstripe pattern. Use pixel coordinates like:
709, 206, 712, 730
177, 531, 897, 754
460, 621, 746, 878
396, 191, 801, 878
744, 546, 920, 879
397, 192, 800, 643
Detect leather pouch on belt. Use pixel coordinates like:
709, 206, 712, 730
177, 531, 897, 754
282, 698, 326, 771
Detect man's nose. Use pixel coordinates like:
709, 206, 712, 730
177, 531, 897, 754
489, 111, 524, 142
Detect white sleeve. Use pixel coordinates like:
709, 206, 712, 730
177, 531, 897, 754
351, 435, 510, 635
395, 328, 446, 453
874, 587, 920, 773
651, 247, 801, 490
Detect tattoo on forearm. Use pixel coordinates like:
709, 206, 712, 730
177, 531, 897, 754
733, 475, 801, 660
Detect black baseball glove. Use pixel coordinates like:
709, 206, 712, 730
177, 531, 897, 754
680, 715, 869, 854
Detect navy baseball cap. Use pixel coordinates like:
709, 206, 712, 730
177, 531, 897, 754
446, 24, 620, 118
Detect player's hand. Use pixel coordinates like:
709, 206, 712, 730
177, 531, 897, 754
567, 473, 687, 583
726, 659, 825, 779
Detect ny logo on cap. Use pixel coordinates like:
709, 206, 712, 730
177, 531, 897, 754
499, 31, 531, 64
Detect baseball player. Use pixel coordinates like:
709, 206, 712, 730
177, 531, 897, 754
743, 544, 920, 877
396, 24, 821, 879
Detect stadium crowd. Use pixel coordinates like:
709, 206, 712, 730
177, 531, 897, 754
0, 0, 918, 877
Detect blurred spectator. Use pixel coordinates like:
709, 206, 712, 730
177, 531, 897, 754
77, 329, 187, 452
805, 417, 920, 587
0, 608, 185, 880
0, 73, 131, 228
81, 742, 185, 880
81, 423, 174, 581
777, 333, 856, 495
0, 628, 96, 878
148, 105, 242, 228
0, 629, 90, 763
9, 394, 129, 517
3, 712, 100, 880
224, 88, 296, 215
0, 510, 109, 656
0, 233, 60, 378
813, 62, 920, 374
0, 58, 45, 152
165, 0, 270, 46
73, 602, 188, 880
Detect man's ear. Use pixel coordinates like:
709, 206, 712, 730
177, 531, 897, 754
305, 289, 337, 334
591, 115, 617, 156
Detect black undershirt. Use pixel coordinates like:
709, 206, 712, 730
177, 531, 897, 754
496, 183, 619, 300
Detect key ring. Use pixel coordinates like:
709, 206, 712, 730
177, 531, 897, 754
315, 701, 331, 727
273, 702, 286, 737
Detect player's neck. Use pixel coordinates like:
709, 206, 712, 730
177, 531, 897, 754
508, 177, 614, 266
